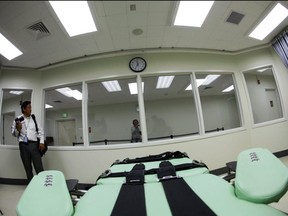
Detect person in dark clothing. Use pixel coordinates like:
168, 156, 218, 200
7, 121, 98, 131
11, 101, 45, 183
131, 119, 142, 143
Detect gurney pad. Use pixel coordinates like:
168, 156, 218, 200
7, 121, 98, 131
74, 173, 287, 216
235, 148, 288, 204
16, 170, 74, 216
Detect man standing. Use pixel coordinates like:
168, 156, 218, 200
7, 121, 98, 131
131, 119, 142, 143
11, 101, 45, 183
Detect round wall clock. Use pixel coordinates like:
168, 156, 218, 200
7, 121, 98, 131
129, 57, 147, 72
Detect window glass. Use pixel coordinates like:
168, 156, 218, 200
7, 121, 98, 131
196, 73, 241, 132
1, 89, 32, 145
142, 75, 199, 141
87, 77, 139, 145
44, 83, 83, 146
243, 66, 283, 124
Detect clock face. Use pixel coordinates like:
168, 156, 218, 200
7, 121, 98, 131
129, 57, 146, 72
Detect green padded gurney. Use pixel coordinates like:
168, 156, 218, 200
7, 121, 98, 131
74, 150, 288, 216
16, 170, 74, 216
235, 148, 288, 204
74, 173, 287, 216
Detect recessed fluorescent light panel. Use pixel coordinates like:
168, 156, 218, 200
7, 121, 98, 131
222, 85, 234, 92
201, 75, 220, 85
0, 33, 23, 60
185, 79, 206, 91
196, 79, 206, 87
156, 76, 175, 89
45, 104, 53, 109
173, 1, 214, 27
185, 75, 220, 91
49, 1, 97, 37
257, 68, 270, 73
102, 80, 121, 92
128, 82, 144, 95
9, 90, 24, 95
185, 84, 192, 91
249, 3, 288, 40
56, 87, 82, 100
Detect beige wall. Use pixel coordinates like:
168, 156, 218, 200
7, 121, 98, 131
0, 47, 288, 183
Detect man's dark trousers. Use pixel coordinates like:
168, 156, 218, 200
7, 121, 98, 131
19, 141, 44, 183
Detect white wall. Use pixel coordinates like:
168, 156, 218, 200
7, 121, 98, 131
0, 48, 288, 183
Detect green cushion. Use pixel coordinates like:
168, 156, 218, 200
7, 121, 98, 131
184, 174, 287, 216
16, 170, 74, 216
235, 148, 288, 204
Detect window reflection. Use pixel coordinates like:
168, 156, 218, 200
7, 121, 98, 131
44, 84, 83, 146
1, 89, 32, 145
87, 77, 139, 145
142, 75, 199, 141
243, 66, 283, 124
196, 73, 241, 132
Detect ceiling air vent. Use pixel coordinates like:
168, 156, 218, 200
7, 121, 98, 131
26, 21, 51, 40
226, 11, 244, 25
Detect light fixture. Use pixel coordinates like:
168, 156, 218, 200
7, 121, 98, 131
128, 82, 144, 95
156, 76, 175, 89
9, 90, 24, 95
173, 1, 214, 27
45, 104, 53, 109
222, 85, 234, 92
49, 1, 97, 37
196, 79, 206, 87
0, 33, 23, 60
201, 75, 220, 85
56, 87, 82, 100
102, 80, 122, 92
185, 75, 220, 91
249, 3, 288, 40
185, 79, 206, 91
257, 68, 270, 73
185, 84, 192, 91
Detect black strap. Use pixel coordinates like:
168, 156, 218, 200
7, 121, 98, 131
31, 114, 48, 157
31, 114, 38, 133
98, 160, 208, 180
158, 161, 216, 216
110, 163, 147, 216
113, 151, 188, 165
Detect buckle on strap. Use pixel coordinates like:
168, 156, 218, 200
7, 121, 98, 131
157, 161, 179, 181
125, 163, 145, 185
158, 175, 180, 182
100, 169, 111, 178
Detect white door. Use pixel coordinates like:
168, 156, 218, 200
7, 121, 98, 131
56, 119, 76, 146
2, 112, 17, 145
265, 89, 282, 121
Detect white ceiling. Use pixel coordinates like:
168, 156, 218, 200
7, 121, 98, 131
0, 1, 288, 70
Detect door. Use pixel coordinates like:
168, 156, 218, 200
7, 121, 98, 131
265, 89, 282, 121
2, 112, 17, 145
56, 119, 76, 146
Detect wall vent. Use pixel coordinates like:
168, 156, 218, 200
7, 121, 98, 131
26, 21, 51, 40
130, 4, 136, 11
226, 11, 244, 25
